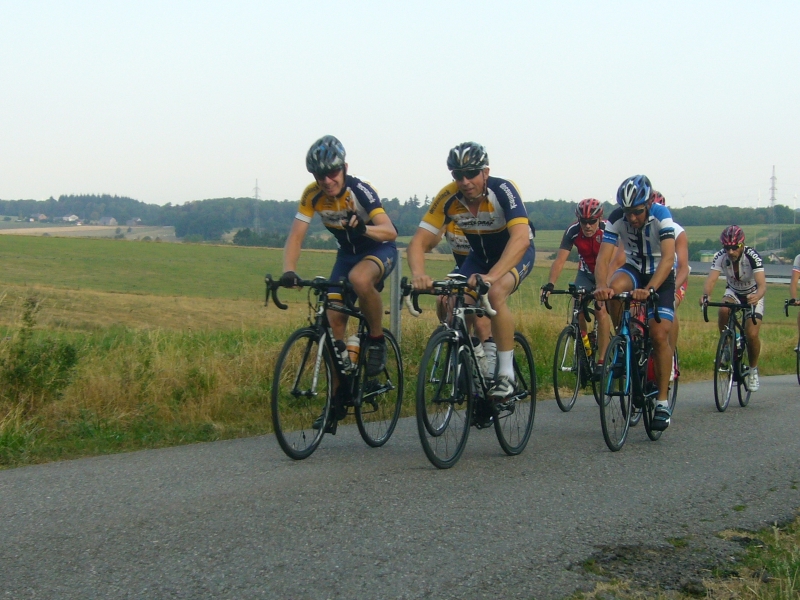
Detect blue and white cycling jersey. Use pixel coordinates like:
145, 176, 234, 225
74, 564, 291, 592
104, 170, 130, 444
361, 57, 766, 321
603, 204, 676, 276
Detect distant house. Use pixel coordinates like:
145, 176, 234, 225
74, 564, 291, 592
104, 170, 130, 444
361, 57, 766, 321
62, 214, 80, 222
100, 217, 118, 226
126, 218, 142, 226
30, 213, 47, 222
699, 251, 717, 263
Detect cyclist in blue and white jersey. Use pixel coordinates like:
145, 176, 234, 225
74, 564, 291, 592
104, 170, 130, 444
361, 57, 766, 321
594, 175, 676, 431
699, 225, 766, 391
408, 141, 535, 400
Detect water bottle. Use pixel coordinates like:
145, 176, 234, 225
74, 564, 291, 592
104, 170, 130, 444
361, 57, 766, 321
483, 338, 497, 380
346, 335, 360, 367
471, 337, 487, 376
335, 339, 350, 369
581, 331, 593, 358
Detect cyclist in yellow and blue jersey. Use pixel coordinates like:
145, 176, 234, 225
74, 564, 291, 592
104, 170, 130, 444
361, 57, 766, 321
408, 142, 535, 400
282, 135, 398, 384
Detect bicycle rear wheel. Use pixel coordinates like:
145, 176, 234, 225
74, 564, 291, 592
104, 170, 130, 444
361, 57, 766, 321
416, 330, 473, 469
494, 332, 536, 456
553, 326, 581, 412
356, 329, 404, 447
737, 341, 752, 407
599, 335, 631, 451
714, 330, 734, 412
271, 327, 331, 460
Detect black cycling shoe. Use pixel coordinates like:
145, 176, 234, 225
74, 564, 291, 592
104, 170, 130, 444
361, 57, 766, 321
365, 338, 387, 377
312, 389, 348, 432
651, 404, 672, 431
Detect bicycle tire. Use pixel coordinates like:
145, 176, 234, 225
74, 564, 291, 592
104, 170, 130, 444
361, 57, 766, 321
356, 329, 404, 447
494, 332, 536, 455
416, 330, 473, 469
737, 340, 752, 407
668, 348, 679, 413
271, 327, 332, 460
713, 330, 734, 412
641, 347, 662, 441
553, 326, 580, 412
796, 336, 800, 386
599, 335, 631, 451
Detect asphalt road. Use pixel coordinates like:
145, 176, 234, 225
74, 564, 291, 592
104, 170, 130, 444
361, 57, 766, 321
2, 376, 799, 599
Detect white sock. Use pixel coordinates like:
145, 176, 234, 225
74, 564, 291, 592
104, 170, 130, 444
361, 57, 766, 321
497, 350, 515, 380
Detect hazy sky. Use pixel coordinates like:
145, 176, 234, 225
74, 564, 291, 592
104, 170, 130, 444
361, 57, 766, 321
2, 1, 799, 210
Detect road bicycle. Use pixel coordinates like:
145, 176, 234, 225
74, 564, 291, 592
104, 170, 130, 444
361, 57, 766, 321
703, 298, 756, 412
785, 298, 800, 385
401, 274, 536, 469
542, 284, 600, 411
598, 291, 676, 451
265, 274, 403, 460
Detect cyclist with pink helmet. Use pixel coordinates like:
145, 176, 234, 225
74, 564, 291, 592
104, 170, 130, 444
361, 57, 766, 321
700, 225, 766, 391
542, 198, 611, 375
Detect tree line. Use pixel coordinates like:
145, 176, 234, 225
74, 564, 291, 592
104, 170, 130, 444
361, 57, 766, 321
1, 194, 798, 247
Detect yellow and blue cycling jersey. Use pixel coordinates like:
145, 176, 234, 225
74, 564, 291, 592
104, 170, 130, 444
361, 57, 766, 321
296, 174, 391, 255
444, 221, 470, 267
420, 177, 532, 265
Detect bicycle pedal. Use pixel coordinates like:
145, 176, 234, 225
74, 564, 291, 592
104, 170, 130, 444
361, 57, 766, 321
324, 417, 338, 435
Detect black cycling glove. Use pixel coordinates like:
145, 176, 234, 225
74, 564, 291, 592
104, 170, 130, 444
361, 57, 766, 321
540, 282, 554, 303
280, 271, 301, 287
345, 211, 367, 236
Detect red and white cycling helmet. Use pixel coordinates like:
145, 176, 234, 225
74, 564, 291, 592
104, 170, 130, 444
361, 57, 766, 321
575, 198, 603, 220
720, 225, 745, 246
651, 191, 666, 206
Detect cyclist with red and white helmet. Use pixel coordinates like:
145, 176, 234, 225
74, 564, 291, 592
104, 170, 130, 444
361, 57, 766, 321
700, 225, 766, 391
542, 198, 611, 375
595, 175, 677, 431
408, 141, 535, 401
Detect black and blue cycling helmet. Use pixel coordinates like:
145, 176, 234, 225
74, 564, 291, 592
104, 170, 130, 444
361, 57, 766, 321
616, 175, 652, 208
446, 142, 489, 171
306, 135, 346, 176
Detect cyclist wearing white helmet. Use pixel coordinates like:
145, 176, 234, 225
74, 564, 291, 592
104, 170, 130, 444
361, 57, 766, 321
408, 141, 535, 400
594, 175, 677, 430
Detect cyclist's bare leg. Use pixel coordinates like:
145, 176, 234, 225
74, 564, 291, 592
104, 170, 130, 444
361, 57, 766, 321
486, 271, 517, 352
347, 258, 384, 336
718, 302, 733, 333
596, 301, 611, 359
669, 294, 682, 350
473, 314, 492, 341
606, 270, 635, 329
744, 317, 762, 367
649, 317, 673, 402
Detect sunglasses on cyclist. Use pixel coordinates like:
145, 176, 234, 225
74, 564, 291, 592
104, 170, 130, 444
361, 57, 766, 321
724, 244, 743, 251
624, 207, 646, 217
579, 218, 598, 225
314, 168, 343, 182
452, 169, 483, 181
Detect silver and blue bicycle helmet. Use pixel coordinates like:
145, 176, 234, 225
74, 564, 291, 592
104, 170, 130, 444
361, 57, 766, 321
306, 135, 346, 176
446, 142, 489, 171
616, 175, 652, 208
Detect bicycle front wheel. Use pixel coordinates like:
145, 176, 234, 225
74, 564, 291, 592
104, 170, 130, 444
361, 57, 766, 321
599, 335, 631, 451
271, 328, 332, 460
796, 336, 800, 386
494, 332, 536, 456
553, 326, 581, 412
668, 348, 679, 413
416, 330, 473, 469
356, 329, 403, 447
714, 330, 734, 412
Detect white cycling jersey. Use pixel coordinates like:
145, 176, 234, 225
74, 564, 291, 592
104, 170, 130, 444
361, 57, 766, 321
710, 246, 764, 296
602, 204, 676, 275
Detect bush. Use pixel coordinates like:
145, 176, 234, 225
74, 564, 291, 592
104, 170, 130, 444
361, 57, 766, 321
0, 298, 79, 415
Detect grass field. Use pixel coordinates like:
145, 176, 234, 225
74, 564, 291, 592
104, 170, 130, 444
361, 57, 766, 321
0, 234, 797, 469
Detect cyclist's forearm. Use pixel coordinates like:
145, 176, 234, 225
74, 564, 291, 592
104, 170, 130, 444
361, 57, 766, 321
547, 251, 569, 285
